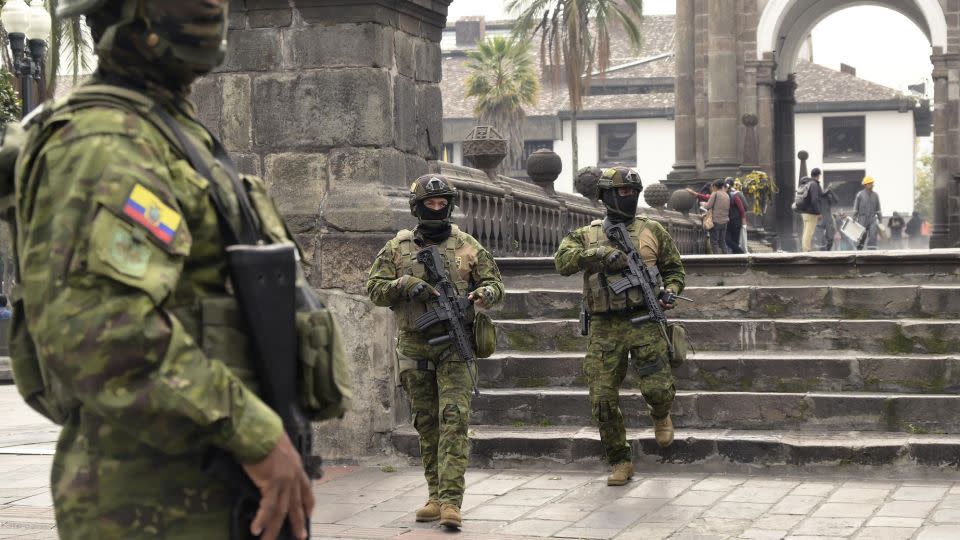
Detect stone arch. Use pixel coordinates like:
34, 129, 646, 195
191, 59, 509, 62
756, 0, 948, 80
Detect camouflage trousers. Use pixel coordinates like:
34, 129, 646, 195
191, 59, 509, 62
584, 315, 676, 465
398, 334, 476, 507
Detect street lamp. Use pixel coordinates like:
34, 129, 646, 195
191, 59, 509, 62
2, 0, 51, 117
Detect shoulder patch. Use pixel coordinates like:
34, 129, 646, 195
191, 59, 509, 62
123, 184, 182, 246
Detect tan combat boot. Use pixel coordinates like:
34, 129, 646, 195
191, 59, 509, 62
439, 503, 462, 529
606, 461, 634, 486
415, 499, 441, 522
654, 414, 675, 448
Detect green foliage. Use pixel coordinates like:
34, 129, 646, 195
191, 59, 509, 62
465, 36, 539, 172
914, 152, 933, 219
0, 68, 21, 123
46, 0, 95, 93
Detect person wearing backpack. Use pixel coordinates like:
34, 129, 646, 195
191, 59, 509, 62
0, 2, 350, 539
796, 168, 823, 251
724, 178, 747, 254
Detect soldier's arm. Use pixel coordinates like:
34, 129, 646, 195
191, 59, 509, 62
366, 244, 404, 307
654, 223, 686, 294
470, 246, 504, 307
554, 229, 588, 276
19, 133, 282, 464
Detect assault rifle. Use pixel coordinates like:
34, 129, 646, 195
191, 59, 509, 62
206, 244, 323, 540
604, 221, 692, 357
414, 245, 481, 397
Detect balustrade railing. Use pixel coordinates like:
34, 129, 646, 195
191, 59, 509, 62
431, 162, 706, 256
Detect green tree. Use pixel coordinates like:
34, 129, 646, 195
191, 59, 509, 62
465, 36, 540, 172
508, 0, 644, 180
915, 152, 933, 219
45, 0, 94, 93
0, 67, 20, 122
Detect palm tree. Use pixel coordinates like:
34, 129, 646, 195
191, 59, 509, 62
45, 0, 94, 94
508, 0, 644, 180
465, 36, 540, 173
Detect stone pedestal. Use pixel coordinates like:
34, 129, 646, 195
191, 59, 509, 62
931, 53, 960, 249
774, 76, 798, 251
195, 0, 451, 460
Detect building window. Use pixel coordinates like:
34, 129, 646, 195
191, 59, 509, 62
823, 170, 867, 209
522, 140, 554, 164
598, 123, 637, 167
823, 116, 865, 162
441, 143, 455, 164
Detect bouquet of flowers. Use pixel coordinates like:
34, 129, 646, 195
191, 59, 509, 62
740, 170, 777, 216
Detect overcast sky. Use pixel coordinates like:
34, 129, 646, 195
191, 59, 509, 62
448, 1, 933, 93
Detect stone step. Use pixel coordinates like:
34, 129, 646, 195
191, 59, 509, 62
478, 352, 960, 394
495, 286, 960, 320
391, 425, 960, 469
468, 389, 960, 433
496, 318, 960, 354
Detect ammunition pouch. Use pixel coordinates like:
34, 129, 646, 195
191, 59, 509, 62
472, 312, 496, 359
667, 323, 690, 367
296, 305, 350, 422
634, 356, 666, 378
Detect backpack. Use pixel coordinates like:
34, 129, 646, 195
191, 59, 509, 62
793, 180, 813, 212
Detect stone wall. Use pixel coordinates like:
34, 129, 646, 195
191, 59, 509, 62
195, 0, 451, 460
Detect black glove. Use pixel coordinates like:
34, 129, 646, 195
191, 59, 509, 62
398, 276, 438, 302
658, 289, 678, 307
603, 249, 628, 272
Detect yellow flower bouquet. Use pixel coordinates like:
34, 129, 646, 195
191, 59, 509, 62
740, 171, 778, 216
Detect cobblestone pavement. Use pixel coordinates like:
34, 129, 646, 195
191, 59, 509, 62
3, 386, 960, 540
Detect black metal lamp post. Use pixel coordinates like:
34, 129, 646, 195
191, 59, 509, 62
2, 0, 51, 118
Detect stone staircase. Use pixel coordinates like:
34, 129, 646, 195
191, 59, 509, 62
391, 250, 960, 471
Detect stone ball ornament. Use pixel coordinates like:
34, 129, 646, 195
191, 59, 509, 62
575, 166, 603, 201
798, 150, 809, 161
668, 188, 697, 215
742, 113, 759, 127
527, 148, 562, 195
462, 125, 507, 171
643, 182, 670, 209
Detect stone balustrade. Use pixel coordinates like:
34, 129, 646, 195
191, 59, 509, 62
432, 162, 707, 256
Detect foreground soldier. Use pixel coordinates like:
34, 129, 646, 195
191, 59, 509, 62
554, 167, 686, 486
367, 175, 503, 529
10, 1, 312, 538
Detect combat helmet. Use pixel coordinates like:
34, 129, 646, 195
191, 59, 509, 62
409, 174, 457, 220
598, 166, 643, 222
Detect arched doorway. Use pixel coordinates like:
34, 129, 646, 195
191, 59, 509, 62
756, 0, 954, 248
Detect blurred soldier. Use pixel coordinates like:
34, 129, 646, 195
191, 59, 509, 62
554, 167, 686, 486
9, 1, 313, 539
366, 175, 504, 529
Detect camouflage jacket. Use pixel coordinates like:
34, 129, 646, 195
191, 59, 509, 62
14, 90, 282, 465
366, 227, 504, 334
555, 218, 685, 314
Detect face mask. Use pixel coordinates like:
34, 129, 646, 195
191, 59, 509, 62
601, 189, 639, 223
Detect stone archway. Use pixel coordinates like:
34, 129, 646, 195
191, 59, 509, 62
667, 0, 960, 249
756, 0, 954, 248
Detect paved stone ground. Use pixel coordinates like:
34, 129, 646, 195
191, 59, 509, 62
3, 386, 960, 540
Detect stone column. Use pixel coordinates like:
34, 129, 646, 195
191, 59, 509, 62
667, 0, 697, 183
752, 57, 777, 178
930, 53, 960, 248
774, 76, 798, 251
703, 0, 741, 177
196, 0, 451, 459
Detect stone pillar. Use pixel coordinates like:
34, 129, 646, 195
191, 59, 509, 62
774, 76, 798, 251
752, 57, 777, 178
196, 0, 451, 459
668, 0, 697, 183
930, 53, 959, 248
703, 0, 741, 177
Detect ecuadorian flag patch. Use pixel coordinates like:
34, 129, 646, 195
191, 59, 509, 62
123, 184, 182, 246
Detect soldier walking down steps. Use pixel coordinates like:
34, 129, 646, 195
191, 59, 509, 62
554, 167, 686, 486
367, 175, 504, 529
3, 1, 319, 539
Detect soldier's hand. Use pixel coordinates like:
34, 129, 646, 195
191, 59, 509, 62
581, 246, 613, 264
398, 276, 439, 302
468, 286, 495, 308
603, 249, 628, 272
658, 289, 678, 310
243, 433, 314, 540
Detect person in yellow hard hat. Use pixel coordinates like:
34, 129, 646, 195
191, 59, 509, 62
853, 176, 882, 249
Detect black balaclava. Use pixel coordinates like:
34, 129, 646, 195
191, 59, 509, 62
415, 198, 453, 243
601, 188, 640, 224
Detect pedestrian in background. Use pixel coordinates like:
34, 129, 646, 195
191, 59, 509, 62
888, 212, 906, 249
703, 180, 730, 254
906, 211, 924, 249
725, 178, 747, 254
853, 177, 882, 249
796, 168, 823, 251
819, 186, 839, 251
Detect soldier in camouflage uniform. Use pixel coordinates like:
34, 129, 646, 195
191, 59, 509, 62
10, 1, 313, 539
554, 167, 685, 486
366, 175, 504, 529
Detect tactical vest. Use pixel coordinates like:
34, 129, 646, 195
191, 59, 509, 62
393, 225, 475, 331
582, 218, 661, 314
5, 85, 287, 422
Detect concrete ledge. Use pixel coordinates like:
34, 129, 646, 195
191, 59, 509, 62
0, 357, 9, 384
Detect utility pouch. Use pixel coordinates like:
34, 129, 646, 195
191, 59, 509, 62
296, 303, 350, 421
580, 305, 590, 336
667, 323, 691, 367
8, 299, 75, 425
472, 312, 496, 358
